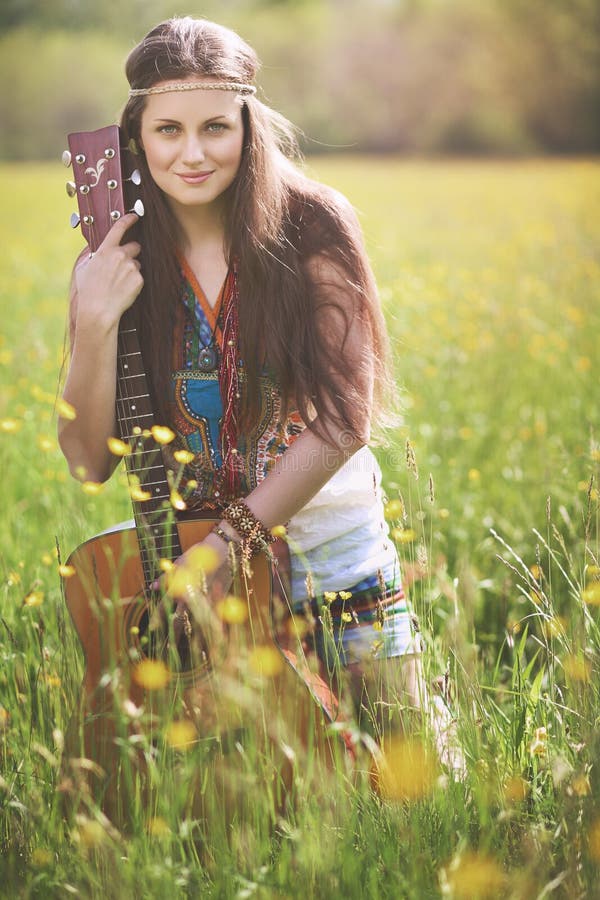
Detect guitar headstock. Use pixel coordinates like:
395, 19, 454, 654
63, 124, 144, 252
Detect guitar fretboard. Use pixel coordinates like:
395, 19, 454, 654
115, 309, 182, 590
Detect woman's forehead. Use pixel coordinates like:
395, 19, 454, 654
141, 84, 244, 122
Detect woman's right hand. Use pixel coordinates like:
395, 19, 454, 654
73, 212, 143, 333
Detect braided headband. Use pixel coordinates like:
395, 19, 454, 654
129, 81, 256, 97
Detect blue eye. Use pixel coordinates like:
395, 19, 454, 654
206, 122, 227, 134
158, 124, 179, 135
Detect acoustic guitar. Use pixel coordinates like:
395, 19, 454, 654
61, 126, 351, 826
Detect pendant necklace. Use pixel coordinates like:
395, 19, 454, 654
198, 334, 220, 372
188, 278, 228, 373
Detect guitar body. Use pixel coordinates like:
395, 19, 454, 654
63, 517, 346, 826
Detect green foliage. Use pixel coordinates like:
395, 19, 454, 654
1, 0, 600, 158
1, 159, 599, 896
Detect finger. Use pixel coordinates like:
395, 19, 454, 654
120, 241, 142, 259
99, 212, 140, 250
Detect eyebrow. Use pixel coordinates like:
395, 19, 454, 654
152, 114, 234, 125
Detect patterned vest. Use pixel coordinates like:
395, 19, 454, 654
163, 260, 304, 509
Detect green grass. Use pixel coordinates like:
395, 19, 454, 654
1, 158, 599, 898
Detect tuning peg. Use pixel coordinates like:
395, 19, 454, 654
131, 199, 145, 217
62, 150, 72, 167
70, 212, 80, 228
66, 181, 76, 198
128, 169, 141, 186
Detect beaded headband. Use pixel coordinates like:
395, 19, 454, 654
129, 81, 256, 98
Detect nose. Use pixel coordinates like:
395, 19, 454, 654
181, 133, 206, 166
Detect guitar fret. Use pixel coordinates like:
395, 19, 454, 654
119, 413, 154, 424
118, 392, 150, 401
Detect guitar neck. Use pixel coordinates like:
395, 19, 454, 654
116, 308, 182, 589
64, 124, 181, 591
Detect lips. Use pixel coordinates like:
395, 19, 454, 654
177, 171, 214, 184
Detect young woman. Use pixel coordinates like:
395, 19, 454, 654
58, 16, 423, 740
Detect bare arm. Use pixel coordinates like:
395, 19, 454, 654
58, 214, 143, 482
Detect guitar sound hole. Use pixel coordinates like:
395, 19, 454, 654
130, 600, 212, 677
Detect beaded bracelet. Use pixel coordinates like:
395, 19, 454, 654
222, 499, 275, 557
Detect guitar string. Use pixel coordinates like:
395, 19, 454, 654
101, 148, 184, 583
80, 146, 166, 586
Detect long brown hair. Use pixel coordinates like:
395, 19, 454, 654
120, 17, 392, 444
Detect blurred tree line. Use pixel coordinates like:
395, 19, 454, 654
1, 0, 599, 159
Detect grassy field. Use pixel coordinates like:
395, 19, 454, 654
1, 158, 599, 898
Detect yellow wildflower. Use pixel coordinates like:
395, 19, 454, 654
170, 489, 186, 511
582, 582, 600, 606
31, 848, 53, 867
24, 590, 44, 607
323, 591, 337, 604
371, 737, 438, 802
173, 449, 194, 464
248, 645, 284, 678
147, 817, 171, 838
130, 486, 151, 502
571, 774, 590, 797
151, 425, 175, 445
216, 595, 248, 624
167, 546, 219, 597
0, 707, 9, 730
563, 654, 592, 682
541, 616, 565, 640
76, 817, 108, 850
165, 719, 197, 750
444, 851, 507, 899
384, 498, 404, 521
81, 481, 104, 495
392, 527, 416, 544
132, 659, 170, 691
0, 418, 21, 433
58, 564, 76, 578
504, 775, 529, 803
106, 436, 130, 457
588, 818, 600, 861
37, 435, 54, 452
271, 524, 287, 539
56, 398, 77, 421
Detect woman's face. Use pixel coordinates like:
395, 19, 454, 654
139, 80, 245, 214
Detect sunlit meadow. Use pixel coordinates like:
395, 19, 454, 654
1, 158, 599, 898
